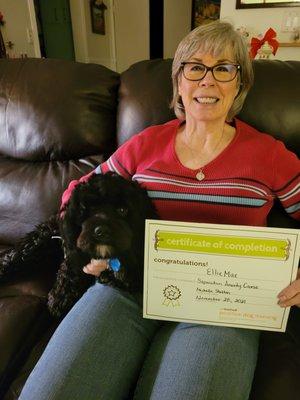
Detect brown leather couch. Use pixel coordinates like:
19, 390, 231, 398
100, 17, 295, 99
0, 57, 299, 400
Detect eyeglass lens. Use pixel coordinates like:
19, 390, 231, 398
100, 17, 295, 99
183, 63, 239, 82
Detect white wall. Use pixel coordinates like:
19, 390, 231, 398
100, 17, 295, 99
83, 0, 115, 68
164, 0, 192, 59
3, 1, 298, 67
70, 0, 149, 73
69, 0, 89, 63
220, 0, 300, 60
0, 0, 37, 58
114, 0, 149, 72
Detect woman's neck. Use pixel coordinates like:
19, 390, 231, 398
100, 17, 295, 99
182, 118, 228, 151
175, 118, 236, 170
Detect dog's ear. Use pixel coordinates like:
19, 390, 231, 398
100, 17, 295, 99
59, 183, 87, 251
132, 183, 158, 220
127, 184, 158, 240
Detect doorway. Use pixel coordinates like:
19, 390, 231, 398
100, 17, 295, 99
149, 0, 164, 59
34, 0, 75, 60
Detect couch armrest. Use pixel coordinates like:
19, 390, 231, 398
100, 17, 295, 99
0, 264, 57, 396
0, 294, 51, 398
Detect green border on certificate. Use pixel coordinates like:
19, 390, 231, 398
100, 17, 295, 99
143, 220, 300, 332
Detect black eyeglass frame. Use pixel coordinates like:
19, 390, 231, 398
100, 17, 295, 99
180, 62, 241, 82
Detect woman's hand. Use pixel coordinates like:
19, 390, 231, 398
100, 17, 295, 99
83, 259, 108, 277
277, 268, 300, 307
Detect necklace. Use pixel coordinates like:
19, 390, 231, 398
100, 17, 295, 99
183, 127, 225, 181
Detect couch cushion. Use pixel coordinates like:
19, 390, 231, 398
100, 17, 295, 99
0, 58, 119, 160
239, 60, 300, 156
249, 307, 300, 400
0, 295, 50, 399
117, 58, 175, 146
0, 154, 103, 244
0, 59, 119, 243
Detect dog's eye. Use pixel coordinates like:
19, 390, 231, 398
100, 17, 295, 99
116, 207, 128, 216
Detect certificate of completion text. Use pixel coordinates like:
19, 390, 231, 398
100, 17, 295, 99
143, 220, 300, 332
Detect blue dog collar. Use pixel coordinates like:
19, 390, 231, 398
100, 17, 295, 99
108, 258, 121, 272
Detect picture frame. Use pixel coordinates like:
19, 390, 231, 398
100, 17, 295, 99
191, 0, 221, 30
90, 0, 107, 35
236, 0, 300, 9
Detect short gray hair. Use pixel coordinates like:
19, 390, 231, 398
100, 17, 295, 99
171, 21, 253, 122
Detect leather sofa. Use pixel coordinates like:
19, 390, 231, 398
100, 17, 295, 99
0, 57, 299, 400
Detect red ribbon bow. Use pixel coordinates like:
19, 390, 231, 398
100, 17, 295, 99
250, 28, 279, 59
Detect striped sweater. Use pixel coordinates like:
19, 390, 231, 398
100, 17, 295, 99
62, 119, 300, 227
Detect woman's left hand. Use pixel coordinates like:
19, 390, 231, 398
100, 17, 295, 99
277, 268, 300, 307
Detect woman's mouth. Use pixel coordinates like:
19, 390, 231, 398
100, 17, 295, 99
194, 97, 219, 104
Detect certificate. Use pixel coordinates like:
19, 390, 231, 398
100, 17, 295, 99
143, 220, 300, 332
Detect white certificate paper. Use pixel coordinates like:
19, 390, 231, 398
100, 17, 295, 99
143, 220, 300, 332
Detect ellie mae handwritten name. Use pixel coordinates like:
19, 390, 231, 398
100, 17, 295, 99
206, 267, 238, 278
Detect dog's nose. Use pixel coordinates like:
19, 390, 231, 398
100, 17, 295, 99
94, 226, 109, 239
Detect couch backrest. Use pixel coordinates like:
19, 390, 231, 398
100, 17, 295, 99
1, 58, 299, 244
240, 60, 300, 156
0, 58, 119, 244
117, 59, 300, 157
117, 59, 174, 146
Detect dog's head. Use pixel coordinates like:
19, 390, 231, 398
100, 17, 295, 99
60, 172, 157, 263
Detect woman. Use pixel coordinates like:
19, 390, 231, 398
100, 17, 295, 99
19, 21, 300, 400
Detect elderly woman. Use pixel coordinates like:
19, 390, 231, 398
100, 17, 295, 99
19, 21, 300, 400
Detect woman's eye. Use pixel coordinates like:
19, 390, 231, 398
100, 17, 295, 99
117, 207, 128, 216
191, 65, 205, 72
215, 65, 230, 72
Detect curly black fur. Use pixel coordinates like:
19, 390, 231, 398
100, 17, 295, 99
0, 173, 158, 318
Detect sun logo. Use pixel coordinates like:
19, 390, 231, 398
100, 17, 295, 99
163, 285, 182, 307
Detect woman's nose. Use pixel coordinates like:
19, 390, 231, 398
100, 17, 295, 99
198, 70, 215, 86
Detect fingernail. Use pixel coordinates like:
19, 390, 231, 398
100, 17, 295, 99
277, 296, 287, 306
277, 293, 286, 299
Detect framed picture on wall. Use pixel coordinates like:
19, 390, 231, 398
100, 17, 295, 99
90, 0, 108, 35
191, 0, 221, 30
236, 0, 300, 9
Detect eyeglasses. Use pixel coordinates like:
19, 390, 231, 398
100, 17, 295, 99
181, 62, 241, 82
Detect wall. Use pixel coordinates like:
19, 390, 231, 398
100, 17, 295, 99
69, 0, 89, 63
220, 0, 300, 60
70, 0, 115, 69
70, 0, 149, 73
164, 0, 192, 59
83, 0, 115, 68
114, 0, 149, 72
1, 1, 299, 65
0, 0, 37, 58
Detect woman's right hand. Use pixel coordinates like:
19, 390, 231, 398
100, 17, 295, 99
83, 259, 108, 277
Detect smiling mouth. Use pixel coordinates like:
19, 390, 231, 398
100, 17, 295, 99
194, 97, 219, 104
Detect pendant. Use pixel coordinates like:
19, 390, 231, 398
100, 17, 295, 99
196, 170, 205, 181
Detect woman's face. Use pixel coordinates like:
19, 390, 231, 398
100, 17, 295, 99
178, 49, 240, 125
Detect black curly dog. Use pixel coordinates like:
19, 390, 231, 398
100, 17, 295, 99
0, 173, 158, 318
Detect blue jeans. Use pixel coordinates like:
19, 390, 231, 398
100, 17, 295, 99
19, 283, 259, 400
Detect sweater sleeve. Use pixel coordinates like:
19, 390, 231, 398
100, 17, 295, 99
60, 134, 142, 213
272, 140, 300, 221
